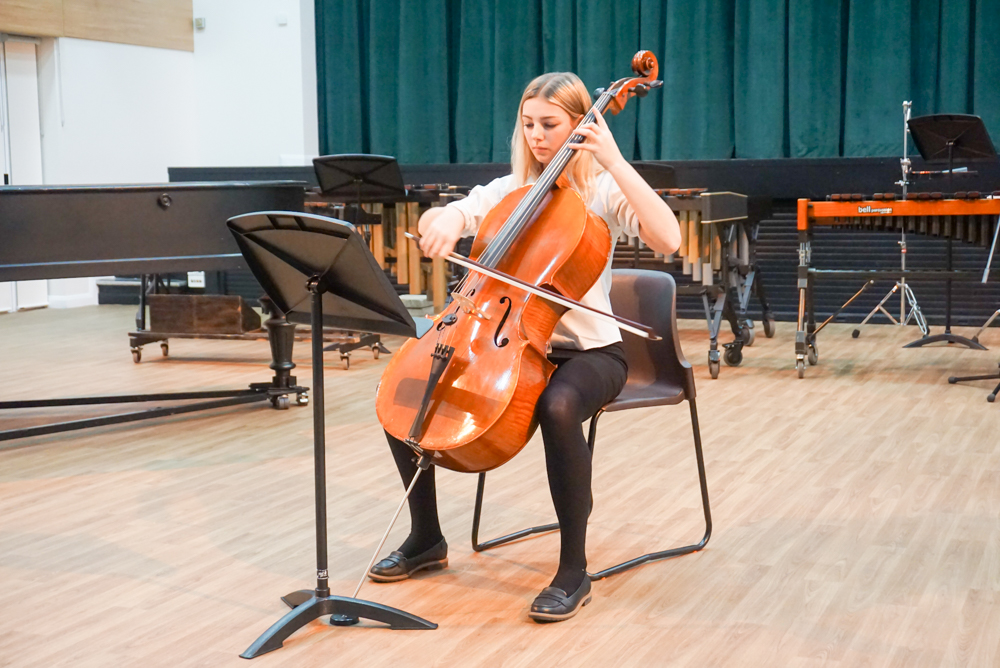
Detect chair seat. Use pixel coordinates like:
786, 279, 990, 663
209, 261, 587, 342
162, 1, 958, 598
603, 380, 686, 412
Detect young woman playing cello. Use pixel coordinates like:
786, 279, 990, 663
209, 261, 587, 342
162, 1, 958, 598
370, 71, 682, 622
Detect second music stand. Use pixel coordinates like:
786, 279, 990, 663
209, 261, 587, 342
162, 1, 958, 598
903, 114, 997, 350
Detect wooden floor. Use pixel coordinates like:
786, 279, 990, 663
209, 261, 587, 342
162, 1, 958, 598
2, 305, 1000, 667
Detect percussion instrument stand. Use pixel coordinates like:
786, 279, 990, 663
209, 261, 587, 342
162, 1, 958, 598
854, 101, 929, 340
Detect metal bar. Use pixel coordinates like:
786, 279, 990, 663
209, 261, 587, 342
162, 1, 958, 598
815, 280, 875, 335
0, 388, 264, 409
308, 288, 331, 598
0, 394, 268, 442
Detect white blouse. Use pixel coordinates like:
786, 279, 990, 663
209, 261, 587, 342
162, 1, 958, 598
447, 170, 640, 350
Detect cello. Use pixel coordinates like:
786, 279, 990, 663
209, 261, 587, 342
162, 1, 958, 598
376, 51, 663, 475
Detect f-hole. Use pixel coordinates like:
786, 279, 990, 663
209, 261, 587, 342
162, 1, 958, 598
493, 296, 511, 347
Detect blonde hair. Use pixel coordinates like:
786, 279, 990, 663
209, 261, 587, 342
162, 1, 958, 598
511, 72, 596, 200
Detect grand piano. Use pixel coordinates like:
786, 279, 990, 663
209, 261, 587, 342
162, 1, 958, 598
0, 180, 309, 441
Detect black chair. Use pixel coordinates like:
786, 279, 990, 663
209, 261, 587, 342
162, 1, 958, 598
470, 269, 712, 580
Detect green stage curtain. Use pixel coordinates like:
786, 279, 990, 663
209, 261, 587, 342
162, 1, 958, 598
317, 0, 1000, 162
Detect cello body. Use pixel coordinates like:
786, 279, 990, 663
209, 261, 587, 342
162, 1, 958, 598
375, 184, 611, 473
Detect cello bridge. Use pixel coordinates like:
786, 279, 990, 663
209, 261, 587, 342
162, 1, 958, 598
450, 292, 490, 320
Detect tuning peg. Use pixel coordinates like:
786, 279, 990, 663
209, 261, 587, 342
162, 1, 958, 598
634, 84, 649, 98
593, 87, 606, 100
649, 80, 663, 89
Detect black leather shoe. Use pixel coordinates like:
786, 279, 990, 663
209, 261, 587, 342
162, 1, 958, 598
528, 577, 592, 622
368, 538, 448, 582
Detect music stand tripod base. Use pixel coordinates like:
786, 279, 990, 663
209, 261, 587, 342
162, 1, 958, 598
903, 332, 987, 350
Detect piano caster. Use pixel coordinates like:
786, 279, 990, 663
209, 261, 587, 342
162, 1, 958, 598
372, 344, 380, 360
739, 323, 755, 347
341, 353, 350, 370
160, 342, 169, 357
296, 392, 309, 406
131, 347, 142, 364
271, 395, 290, 410
807, 342, 819, 366
796, 358, 806, 378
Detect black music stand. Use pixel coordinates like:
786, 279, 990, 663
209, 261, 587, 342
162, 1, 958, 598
903, 114, 997, 350
313, 153, 406, 209
228, 211, 435, 660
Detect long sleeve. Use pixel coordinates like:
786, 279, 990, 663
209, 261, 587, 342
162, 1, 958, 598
446, 175, 517, 236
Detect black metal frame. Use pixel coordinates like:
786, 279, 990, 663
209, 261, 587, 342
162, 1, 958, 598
949, 364, 1000, 402
470, 397, 712, 581
0, 307, 308, 442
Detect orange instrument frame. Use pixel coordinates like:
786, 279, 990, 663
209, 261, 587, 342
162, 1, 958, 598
798, 197, 1000, 230
794, 196, 1000, 378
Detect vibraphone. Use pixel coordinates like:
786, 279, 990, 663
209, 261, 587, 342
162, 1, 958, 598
305, 184, 469, 313
615, 188, 774, 378
794, 192, 1000, 378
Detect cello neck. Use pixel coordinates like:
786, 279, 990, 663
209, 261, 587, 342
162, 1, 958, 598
531, 89, 616, 194
478, 89, 616, 268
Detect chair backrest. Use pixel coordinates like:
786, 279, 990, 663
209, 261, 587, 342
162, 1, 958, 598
609, 269, 695, 399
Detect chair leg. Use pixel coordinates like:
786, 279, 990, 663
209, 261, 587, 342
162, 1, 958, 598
588, 397, 712, 580
470, 471, 559, 552
469, 411, 605, 552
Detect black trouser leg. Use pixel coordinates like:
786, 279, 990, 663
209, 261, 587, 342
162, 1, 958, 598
537, 345, 627, 593
385, 431, 444, 555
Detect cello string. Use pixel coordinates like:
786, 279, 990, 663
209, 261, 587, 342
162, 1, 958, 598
477, 91, 614, 269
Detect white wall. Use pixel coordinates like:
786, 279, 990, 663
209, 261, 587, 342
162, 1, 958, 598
191, 0, 317, 166
37, 38, 199, 184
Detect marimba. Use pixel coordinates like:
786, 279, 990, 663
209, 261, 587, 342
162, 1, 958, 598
615, 188, 775, 378
794, 192, 1000, 378
306, 184, 469, 312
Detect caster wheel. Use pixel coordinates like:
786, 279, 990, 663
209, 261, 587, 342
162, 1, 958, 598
852, 329, 860, 339
740, 324, 756, 347
948, 377, 958, 384
807, 343, 819, 366
796, 359, 805, 378
296, 392, 310, 406
160, 342, 169, 357
708, 358, 720, 379
271, 395, 290, 410
341, 354, 350, 370
763, 316, 776, 338
131, 348, 141, 363
372, 345, 380, 360
723, 346, 743, 367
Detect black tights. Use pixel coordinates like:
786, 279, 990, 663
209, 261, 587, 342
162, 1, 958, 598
384, 343, 627, 594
